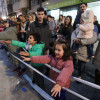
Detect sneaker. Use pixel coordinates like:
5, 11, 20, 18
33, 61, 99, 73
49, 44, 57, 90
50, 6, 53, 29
18, 69, 26, 76
13, 67, 21, 72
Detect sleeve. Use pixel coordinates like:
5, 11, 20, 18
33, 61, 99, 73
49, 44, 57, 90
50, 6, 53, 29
12, 40, 26, 48
29, 47, 43, 57
31, 55, 51, 64
81, 31, 97, 45
0, 29, 12, 40
56, 60, 74, 87
79, 24, 93, 32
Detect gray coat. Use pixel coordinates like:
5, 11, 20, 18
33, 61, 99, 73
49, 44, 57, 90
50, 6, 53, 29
0, 27, 19, 65
93, 40, 100, 70
71, 27, 97, 62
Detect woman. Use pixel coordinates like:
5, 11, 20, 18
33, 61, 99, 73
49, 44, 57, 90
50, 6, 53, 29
61, 16, 73, 45
56, 15, 64, 33
18, 15, 29, 42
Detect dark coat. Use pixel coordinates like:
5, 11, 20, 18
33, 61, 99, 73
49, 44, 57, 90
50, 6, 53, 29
94, 21, 100, 34
61, 25, 73, 44
29, 19, 50, 51
93, 40, 100, 71
73, 11, 83, 30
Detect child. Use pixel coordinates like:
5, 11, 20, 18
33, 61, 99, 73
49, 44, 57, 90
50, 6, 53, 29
21, 39, 74, 100
3, 32, 45, 76
72, 10, 94, 58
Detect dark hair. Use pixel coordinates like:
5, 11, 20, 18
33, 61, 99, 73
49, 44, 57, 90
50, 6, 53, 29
52, 39, 73, 61
47, 15, 52, 19
58, 15, 63, 21
37, 7, 45, 12
64, 15, 72, 27
18, 15, 22, 18
80, 2, 87, 6
28, 32, 41, 43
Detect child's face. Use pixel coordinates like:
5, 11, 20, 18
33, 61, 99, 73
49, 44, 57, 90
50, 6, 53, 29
28, 35, 36, 45
55, 44, 64, 59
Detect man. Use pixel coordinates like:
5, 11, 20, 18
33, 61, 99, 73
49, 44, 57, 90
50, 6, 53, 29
29, 7, 50, 54
73, 3, 88, 29
29, 7, 51, 89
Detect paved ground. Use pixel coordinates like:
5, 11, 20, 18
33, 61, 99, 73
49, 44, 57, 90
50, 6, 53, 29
0, 47, 43, 100
0, 41, 100, 100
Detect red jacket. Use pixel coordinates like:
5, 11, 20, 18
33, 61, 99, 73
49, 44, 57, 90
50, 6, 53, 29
0, 26, 4, 32
31, 55, 74, 88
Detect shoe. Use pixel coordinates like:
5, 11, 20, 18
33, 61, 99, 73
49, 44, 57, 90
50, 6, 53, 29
13, 67, 21, 72
18, 69, 26, 76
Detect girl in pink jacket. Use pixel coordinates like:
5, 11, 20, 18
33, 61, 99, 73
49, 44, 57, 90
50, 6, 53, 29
72, 10, 94, 58
22, 39, 74, 100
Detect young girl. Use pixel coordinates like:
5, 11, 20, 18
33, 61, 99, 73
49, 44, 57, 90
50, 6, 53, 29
21, 39, 74, 100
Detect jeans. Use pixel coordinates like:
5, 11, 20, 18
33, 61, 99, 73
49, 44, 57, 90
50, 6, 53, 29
54, 89, 66, 100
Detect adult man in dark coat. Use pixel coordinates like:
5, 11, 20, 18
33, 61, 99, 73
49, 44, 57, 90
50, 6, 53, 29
29, 7, 50, 53
73, 3, 88, 30
29, 7, 51, 89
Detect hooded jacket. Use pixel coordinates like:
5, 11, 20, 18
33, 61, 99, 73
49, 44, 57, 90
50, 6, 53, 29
30, 55, 74, 88
11, 40, 45, 67
77, 10, 94, 39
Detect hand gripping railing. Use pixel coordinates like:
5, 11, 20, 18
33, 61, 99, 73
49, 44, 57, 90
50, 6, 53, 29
10, 53, 90, 100
45, 64, 100, 90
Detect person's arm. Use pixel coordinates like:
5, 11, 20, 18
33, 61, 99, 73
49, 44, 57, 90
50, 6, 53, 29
56, 60, 74, 87
19, 51, 30, 56
81, 31, 97, 45
22, 55, 51, 63
51, 60, 74, 97
11, 40, 26, 48
30, 55, 51, 64
79, 24, 93, 32
0, 29, 12, 40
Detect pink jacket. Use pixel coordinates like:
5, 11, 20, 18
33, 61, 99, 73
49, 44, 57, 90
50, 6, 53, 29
31, 55, 74, 88
77, 23, 94, 39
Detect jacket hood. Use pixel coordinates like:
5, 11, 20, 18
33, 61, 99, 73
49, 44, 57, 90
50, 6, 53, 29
81, 10, 94, 24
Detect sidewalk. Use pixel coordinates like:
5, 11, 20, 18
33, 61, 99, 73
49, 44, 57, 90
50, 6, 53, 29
0, 48, 43, 100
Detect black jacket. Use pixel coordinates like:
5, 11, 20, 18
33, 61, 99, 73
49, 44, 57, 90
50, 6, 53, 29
29, 19, 50, 51
61, 25, 73, 44
94, 21, 100, 34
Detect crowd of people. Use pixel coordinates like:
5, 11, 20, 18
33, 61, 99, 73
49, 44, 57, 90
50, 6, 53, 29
0, 2, 100, 100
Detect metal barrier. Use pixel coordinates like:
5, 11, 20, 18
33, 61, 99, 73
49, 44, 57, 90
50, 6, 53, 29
10, 53, 90, 100
45, 64, 100, 90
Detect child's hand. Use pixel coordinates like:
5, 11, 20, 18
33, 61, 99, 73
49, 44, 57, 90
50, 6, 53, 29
21, 56, 31, 62
5, 41, 12, 44
19, 51, 30, 56
51, 84, 61, 97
